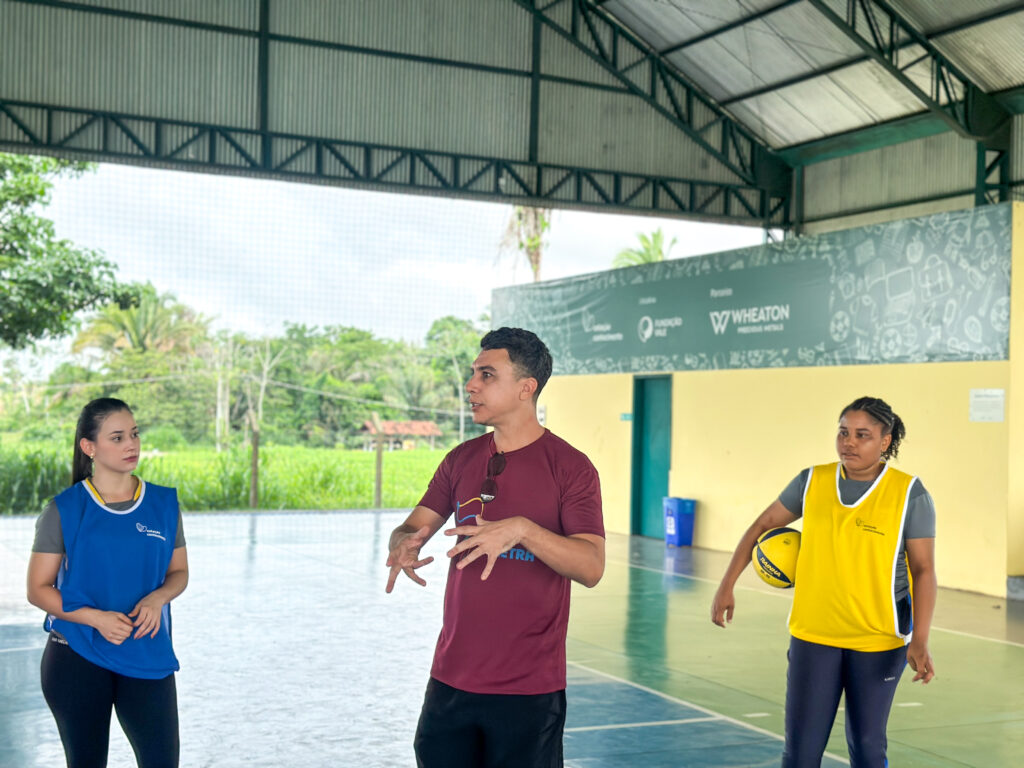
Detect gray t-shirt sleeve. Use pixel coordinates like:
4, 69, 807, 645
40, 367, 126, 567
32, 498, 186, 554
904, 480, 935, 538
32, 500, 64, 554
777, 469, 810, 517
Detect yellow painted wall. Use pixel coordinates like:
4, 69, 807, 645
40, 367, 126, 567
544, 361, 1011, 596
539, 373, 633, 535
667, 362, 1009, 598
543, 204, 1022, 598
1008, 201, 1024, 577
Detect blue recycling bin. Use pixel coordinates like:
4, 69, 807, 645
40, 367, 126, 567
664, 497, 695, 547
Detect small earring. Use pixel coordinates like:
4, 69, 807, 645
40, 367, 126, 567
89, 454, 95, 475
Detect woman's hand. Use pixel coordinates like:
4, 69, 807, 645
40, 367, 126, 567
128, 593, 167, 639
711, 584, 736, 628
907, 639, 935, 683
91, 610, 135, 645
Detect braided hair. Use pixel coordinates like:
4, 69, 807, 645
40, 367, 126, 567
839, 396, 905, 461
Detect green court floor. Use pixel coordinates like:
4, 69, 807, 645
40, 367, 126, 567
2, 512, 1022, 766
571, 534, 1024, 767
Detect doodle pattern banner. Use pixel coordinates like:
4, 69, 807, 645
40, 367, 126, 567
492, 204, 1012, 375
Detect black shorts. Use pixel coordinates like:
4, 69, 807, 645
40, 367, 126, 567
414, 677, 566, 768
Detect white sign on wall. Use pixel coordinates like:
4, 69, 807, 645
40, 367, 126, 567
969, 389, 1005, 422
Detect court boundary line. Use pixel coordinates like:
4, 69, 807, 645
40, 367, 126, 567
566, 716, 719, 733
568, 661, 851, 765
608, 557, 1024, 649
925, 624, 1024, 648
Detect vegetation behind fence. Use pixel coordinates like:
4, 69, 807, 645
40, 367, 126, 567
0, 444, 445, 515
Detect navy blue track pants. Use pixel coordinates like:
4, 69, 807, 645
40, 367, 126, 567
782, 636, 906, 768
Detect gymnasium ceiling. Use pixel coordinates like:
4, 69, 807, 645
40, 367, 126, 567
598, 0, 1024, 162
1, 0, 1022, 227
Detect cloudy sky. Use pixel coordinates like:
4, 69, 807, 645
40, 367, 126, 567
42, 162, 769, 343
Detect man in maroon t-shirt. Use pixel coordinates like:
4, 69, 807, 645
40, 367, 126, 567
386, 327, 605, 768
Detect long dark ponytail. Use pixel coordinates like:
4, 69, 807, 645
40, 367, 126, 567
72, 398, 133, 484
839, 396, 905, 461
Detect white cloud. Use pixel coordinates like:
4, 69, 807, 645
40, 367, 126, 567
41, 163, 768, 344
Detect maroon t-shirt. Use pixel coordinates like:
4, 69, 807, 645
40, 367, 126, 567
418, 429, 604, 695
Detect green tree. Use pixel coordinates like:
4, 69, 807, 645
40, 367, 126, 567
0, 153, 129, 348
613, 228, 677, 268
426, 315, 482, 443
72, 283, 208, 355
267, 324, 390, 447
379, 345, 442, 417
69, 285, 213, 443
501, 206, 551, 282
40, 361, 105, 415
104, 349, 215, 444
237, 335, 291, 507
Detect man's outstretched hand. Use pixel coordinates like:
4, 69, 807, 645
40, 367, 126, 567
386, 525, 435, 593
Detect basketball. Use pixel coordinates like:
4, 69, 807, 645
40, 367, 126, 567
751, 527, 801, 588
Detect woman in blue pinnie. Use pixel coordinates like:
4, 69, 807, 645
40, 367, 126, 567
27, 398, 188, 768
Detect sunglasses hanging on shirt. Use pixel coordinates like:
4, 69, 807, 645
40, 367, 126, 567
479, 452, 506, 503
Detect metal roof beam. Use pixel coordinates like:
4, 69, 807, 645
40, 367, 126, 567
0, 98, 788, 226
724, 3, 1024, 108
929, 3, 1024, 38
722, 57, 857, 106
778, 82, 1024, 166
510, 0, 792, 197
659, 0, 803, 56
805, 0, 1011, 141
778, 111, 948, 165
7, 0, 636, 99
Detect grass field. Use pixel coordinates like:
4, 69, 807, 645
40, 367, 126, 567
0, 444, 445, 514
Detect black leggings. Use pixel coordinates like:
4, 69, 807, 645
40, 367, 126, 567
40, 633, 179, 768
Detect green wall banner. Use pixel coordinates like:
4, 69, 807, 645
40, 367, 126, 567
492, 204, 1011, 374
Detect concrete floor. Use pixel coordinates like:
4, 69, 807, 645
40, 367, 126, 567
1, 511, 1022, 767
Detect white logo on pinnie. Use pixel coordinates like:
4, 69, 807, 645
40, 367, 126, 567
136, 522, 166, 541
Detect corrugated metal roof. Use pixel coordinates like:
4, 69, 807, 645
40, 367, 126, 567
1012, 115, 1024, 182
730, 59, 925, 147
602, 0, 1024, 149
929, 18, 1024, 92
891, 0, 1023, 32
605, 0, 788, 53
803, 130, 975, 219
536, 80, 744, 183
272, 0, 530, 71
541, 25, 627, 91
270, 42, 530, 158
72, 0, 259, 29
2, 0, 1020, 225
0, 2, 258, 127
665, 4, 864, 103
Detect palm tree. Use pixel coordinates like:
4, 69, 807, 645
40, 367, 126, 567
613, 228, 677, 268
500, 206, 551, 282
72, 283, 208, 355
381, 354, 442, 415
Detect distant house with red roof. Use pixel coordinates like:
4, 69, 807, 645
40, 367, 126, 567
361, 420, 442, 450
